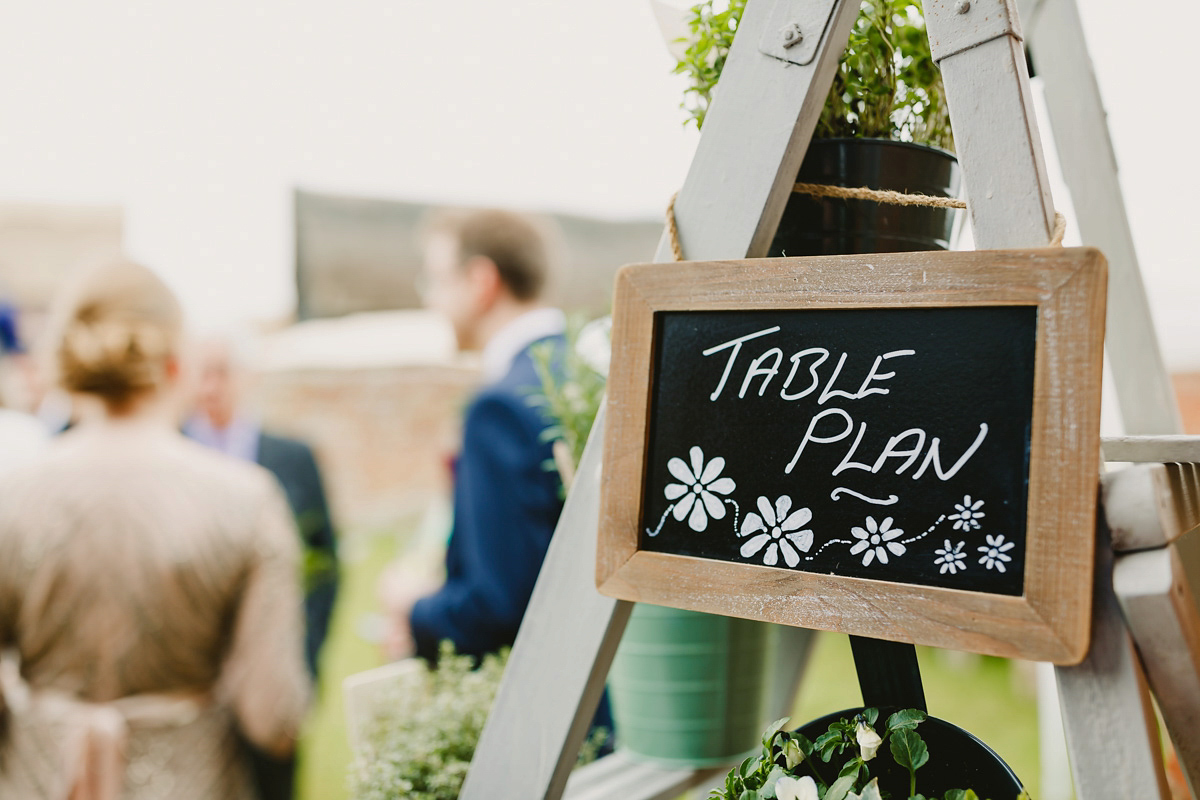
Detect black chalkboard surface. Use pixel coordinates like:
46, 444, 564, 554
597, 251, 1107, 663
639, 307, 1037, 595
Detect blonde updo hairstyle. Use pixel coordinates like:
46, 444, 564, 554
54, 260, 183, 412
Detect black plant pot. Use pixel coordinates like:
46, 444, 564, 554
769, 138, 961, 257
794, 707, 1026, 799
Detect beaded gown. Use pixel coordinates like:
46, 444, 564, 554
0, 425, 310, 800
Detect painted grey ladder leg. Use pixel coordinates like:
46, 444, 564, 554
1058, 504, 1171, 798
1019, 0, 1181, 435
924, 2, 1170, 796
923, 0, 1054, 248
1110, 458, 1200, 797
1014, 0, 1183, 795
1103, 453, 1200, 793
460, 2, 863, 797
460, 404, 633, 800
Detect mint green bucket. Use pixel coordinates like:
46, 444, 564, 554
608, 604, 777, 767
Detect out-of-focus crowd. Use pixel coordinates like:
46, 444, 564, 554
0, 207, 596, 800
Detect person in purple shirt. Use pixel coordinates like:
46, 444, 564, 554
185, 333, 339, 800
184, 333, 339, 677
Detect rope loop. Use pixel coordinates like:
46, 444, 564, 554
666, 184, 1066, 260
665, 192, 685, 262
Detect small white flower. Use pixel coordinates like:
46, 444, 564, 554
849, 516, 906, 567
847, 779, 884, 800
978, 533, 1015, 572
949, 494, 985, 531
856, 722, 883, 761
783, 737, 804, 769
575, 316, 612, 377
933, 539, 967, 575
739, 495, 813, 568
776, 775, 819, 800
663, 446, 736, 532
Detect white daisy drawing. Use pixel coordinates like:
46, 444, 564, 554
978, 534, 1015, 572
933, 539, 967, 575
663, 446, 736, 532
849, 516, 906, 567
739, 495, 813, 567
949, 495, 985, 531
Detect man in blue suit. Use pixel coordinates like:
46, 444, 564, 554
385, 208, 570, 663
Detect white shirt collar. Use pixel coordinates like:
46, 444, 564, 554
481, 307, 566, 382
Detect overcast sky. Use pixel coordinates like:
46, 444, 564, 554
0, 0, 1195, 367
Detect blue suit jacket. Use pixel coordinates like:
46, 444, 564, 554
255, 432, 339, 678
411, 338, 564, 661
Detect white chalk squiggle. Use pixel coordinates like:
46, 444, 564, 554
830, 488, 899, 505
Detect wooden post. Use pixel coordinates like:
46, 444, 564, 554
1102, 456, 1200, 793
1115, 540, 1200, 795
924, 0, 1055, 248
1056, 505, 1170, 798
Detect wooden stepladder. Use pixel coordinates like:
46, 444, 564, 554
459, 1, 1200, 798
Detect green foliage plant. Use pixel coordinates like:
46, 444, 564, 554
708, 710, 1030, 800
529, 315, 609, 470
298, 509, 338, 593
349, 628, 608, 799
672, 0, 747, 132
673, 0, 954, 151
350, 643, 508, 800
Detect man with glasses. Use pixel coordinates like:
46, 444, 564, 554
382, 208, 571, 664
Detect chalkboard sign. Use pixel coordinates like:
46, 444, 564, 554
597, 249, 1107, 664
641, 305, 1036, 595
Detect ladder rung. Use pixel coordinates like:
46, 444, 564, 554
564, 750, 726, 800
1104, 463, 1200, 551
1102, 436, 1200, 463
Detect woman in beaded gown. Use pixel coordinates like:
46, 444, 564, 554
0, 261, 310, 800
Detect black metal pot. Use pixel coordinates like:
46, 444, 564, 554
793, 707, 1026, 799
769, 138, 961, 257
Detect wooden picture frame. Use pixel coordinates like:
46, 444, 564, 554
596, 248, 1107, 665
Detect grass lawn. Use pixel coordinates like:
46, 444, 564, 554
792, 633, 1045, 798
298, 523, 1052, 799
297, 527, 402, 800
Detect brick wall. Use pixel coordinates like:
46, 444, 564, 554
253, 348, 1200, 535
0, 202, 123, 311
257, 364, 478, 533
1174, 373, 1200, 434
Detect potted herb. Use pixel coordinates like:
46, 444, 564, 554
533, 319, 778, 768
349, 645, 508, 800
674, 0, 961, 256
349, 644, 604, 799
712, 710, 1029, 800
